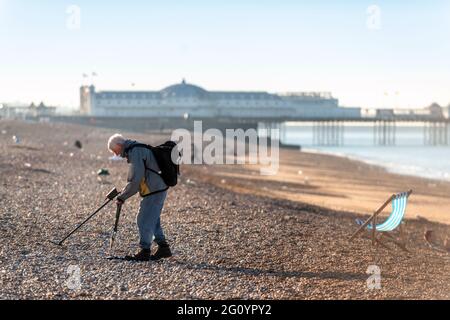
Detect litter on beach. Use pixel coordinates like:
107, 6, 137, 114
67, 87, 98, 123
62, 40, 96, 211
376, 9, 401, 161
97, 169, 110, 176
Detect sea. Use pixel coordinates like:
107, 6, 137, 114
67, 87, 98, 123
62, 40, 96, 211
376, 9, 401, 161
282, 123, 450, 182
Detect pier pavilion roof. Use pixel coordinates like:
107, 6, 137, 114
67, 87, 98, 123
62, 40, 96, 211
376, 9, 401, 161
161, 79, 208, 98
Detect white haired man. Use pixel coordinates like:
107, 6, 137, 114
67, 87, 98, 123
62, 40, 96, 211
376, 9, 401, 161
108, 133, 172, 262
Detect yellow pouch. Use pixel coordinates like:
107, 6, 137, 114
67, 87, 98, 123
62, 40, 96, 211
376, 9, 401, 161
139, 177, 151, 197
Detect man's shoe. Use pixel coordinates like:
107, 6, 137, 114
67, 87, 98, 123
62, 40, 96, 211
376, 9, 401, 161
150, 245, 172, 261
124, 248, 151, 262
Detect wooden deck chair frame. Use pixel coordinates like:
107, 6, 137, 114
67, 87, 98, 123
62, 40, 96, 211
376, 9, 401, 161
349, 190, 413, 252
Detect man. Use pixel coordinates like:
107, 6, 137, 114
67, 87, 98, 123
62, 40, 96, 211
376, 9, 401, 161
108, 133, 172, 262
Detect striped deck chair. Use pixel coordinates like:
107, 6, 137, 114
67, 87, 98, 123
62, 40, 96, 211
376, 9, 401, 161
349, 190, 413, 252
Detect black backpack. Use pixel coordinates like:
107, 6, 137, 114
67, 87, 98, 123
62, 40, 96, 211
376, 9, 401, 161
125, 141, 180, 187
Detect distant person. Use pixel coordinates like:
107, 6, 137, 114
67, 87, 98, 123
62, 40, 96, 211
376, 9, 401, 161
107, 134, 172, 262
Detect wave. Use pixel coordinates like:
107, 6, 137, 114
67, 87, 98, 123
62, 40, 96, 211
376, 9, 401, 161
302, 146, 450, 182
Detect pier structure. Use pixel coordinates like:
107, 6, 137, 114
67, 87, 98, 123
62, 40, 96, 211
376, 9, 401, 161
29, 115, 450, 147
373, 120, 397, 146
423, 121, 449, 146
258, 117, 450, 147
311, 121, 345, 146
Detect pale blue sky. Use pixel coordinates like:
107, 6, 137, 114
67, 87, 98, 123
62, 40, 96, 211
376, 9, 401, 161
0, 0, 449, 109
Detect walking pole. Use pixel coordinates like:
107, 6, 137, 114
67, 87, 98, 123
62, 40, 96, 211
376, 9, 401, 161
50, 188, 120, 246
109, 203, 123, 253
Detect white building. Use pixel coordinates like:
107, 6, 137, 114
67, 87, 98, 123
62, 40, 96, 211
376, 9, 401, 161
80, 80, 361, 119
393, 103, 446, 120
0, 102, 56, 119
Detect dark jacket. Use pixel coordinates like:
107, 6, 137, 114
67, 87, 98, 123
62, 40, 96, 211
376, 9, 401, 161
117, 140, 167, 202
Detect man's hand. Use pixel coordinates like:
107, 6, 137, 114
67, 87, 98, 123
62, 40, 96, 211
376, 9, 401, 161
116, 198, 125, 206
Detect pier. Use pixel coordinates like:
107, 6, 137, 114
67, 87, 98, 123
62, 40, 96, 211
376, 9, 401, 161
22, 115, 450, 147
258, 117, 450, 147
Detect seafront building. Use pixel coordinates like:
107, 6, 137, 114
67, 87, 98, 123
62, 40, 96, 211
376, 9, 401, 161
80, 79, 361, 119
0, 102, 56, 119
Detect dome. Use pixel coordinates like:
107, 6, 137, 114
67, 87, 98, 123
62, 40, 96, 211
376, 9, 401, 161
161, 79, 208, 98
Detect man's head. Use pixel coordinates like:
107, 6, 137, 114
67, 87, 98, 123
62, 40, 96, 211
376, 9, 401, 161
108, 133, 126, 156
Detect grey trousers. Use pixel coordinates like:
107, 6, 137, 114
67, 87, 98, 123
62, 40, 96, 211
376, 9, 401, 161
137, 191, 168, 250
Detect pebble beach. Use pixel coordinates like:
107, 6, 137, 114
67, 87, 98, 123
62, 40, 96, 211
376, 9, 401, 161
0, 120, 449, 300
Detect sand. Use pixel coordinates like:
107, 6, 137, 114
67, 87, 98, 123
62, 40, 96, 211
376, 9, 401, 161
188, 146, 450, 225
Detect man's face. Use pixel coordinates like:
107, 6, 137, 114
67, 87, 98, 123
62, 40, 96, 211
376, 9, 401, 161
111, 144, 123, 156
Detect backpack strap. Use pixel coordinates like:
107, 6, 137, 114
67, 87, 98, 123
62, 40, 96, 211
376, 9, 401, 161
144, 164, 162, 177
125, 144, 161, 176
125, 143, 172, 195
125, 144, 169, 197
124, 143, 151, 157
141, 187, 169, 198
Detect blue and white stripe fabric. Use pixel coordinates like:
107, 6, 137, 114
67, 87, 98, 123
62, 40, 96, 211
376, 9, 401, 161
355, 192, 409, 232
